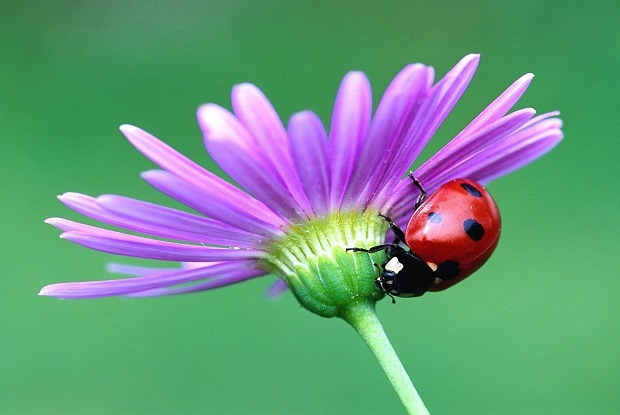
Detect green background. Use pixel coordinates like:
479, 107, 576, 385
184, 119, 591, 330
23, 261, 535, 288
1, 1, 618, 414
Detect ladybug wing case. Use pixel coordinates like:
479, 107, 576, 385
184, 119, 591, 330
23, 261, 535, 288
404, 179, 501, 291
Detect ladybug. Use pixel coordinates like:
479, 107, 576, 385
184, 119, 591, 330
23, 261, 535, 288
347, 175, 501, 300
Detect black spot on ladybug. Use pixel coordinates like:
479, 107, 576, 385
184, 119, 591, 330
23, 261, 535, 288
461, 182, 482, 198
437, 260, 460, 280
464, 219, 485, 241
427, 211, 443, 224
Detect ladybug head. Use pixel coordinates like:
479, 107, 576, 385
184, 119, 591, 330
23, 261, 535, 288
375, 271, 401, 296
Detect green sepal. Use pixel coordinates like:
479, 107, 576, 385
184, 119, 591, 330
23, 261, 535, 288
262, 211, 387, 317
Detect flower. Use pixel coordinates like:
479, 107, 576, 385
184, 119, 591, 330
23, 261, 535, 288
41, 54, 563, 415
41, 54, 562, 309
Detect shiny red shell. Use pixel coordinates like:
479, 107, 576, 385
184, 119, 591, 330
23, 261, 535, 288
404, 179, 501, 291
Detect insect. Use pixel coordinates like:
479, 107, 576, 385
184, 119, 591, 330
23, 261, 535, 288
347, 176, 501, 300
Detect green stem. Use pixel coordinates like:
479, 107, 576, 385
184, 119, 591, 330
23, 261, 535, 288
340, 300, 431, 415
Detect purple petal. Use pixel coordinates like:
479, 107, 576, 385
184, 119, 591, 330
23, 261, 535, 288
106, 261, 216, 275
198, 104, 309, 219
327, 71, 372, 210
350, 64, 434, 205
413, 108, 536, 187
46, 218, 264, 262
126, 268, 266, 297
105, 262, 178, 276
265, 278, 289, 299
140, 170, 284, 238
58, 193, 264, 248
388, 112, 562, 221
467, 113, 563, 183
230, 84, 313, 216
386, 109, 535, 217
39, 260, 262, 299
366, 54, 481, 208
454, 73, 534, 141
120, 125, 287, 228
288, 111, 331, 215
387, 54, 480, 183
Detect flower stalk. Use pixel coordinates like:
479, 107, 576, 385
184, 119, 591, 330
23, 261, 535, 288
264, 211, 430, 412
341, 300, 431, 415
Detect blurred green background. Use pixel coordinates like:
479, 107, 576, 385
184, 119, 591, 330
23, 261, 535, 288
1, 0, 618, 413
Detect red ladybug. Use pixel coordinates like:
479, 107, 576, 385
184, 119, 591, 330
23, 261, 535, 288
347, 176, 501, 299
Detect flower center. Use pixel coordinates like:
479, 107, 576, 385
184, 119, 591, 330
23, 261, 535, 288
261, 211, 388, 317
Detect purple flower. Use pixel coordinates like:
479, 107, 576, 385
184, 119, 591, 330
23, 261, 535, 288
41, 54, 562, 310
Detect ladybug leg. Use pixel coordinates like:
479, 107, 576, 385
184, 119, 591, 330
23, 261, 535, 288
409, 173, 427, 210
346, 243, 399, 254
378, 214, 406, 245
